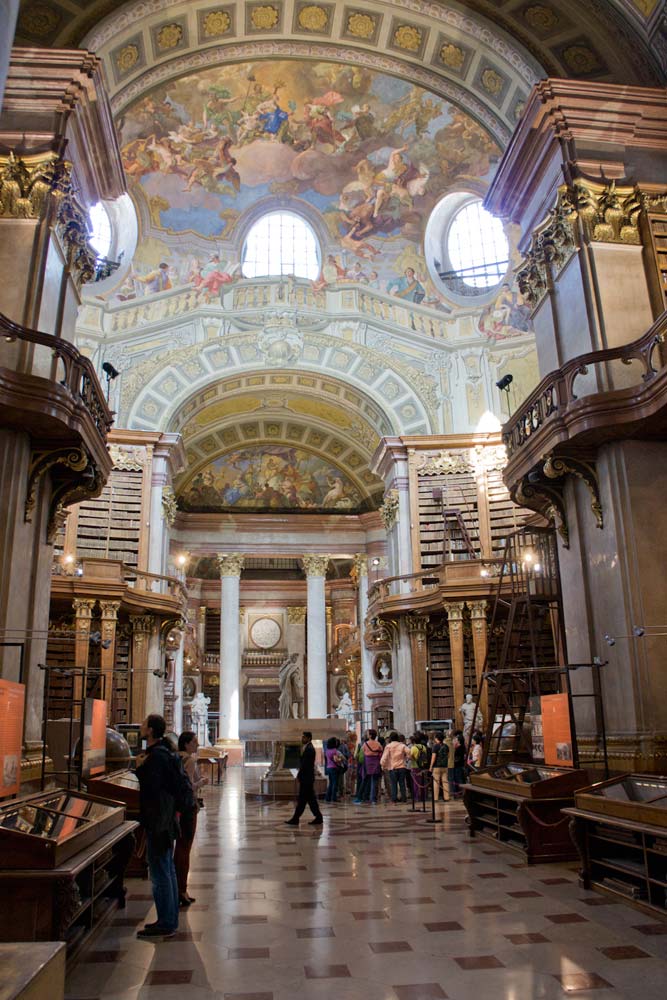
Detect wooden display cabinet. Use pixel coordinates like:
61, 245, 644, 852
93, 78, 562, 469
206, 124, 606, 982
463, 762, 590, 863
87, 769, 145, 875
0, 795, 137, 960
0, 790, 125, 869
565, 773, 667, 918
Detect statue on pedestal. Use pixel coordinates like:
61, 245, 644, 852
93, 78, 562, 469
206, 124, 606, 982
190, 691, 211, 746
460, 692, 483, 745
334, 690, 355, 729
279, 653, 302, 720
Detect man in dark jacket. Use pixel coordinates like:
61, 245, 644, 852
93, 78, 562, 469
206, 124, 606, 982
285, 731, 323, 826
136, 713, 179, 937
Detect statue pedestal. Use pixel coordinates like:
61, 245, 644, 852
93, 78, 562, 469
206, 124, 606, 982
238, 719, 345, 799
255, 740, 326, 800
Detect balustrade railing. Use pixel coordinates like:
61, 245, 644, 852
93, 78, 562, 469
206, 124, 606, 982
1, 310, 113, 440
503, 312, 667, 459
367, 557, 500, 611
121, 563, 187, 604
76, 275, 481, 342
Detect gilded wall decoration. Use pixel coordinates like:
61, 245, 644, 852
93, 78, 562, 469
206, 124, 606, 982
161, 486, 177, 526
523, 5, 559, 33
379, 488, 399, 529
481, 68, 504, 96
201, 9, 233, 38
115, 43, 140, 73
296, 4, 330, 32
439, 43, 465, 70
561, 43, 603, 76
344, 11, 377, 41
249, 4, 280, 30
155, 23, 184, 50
392, 24, 423, 53
570, 179, 642, 245
17, 4, 60, 37
516, 189, 578, 308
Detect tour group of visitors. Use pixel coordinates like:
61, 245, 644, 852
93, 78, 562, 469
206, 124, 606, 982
319, 727, 484, 807
133, 714, 486, 937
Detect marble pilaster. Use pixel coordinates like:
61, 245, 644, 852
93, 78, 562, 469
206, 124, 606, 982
353, 554, 374, 720
444, 601, 466, 722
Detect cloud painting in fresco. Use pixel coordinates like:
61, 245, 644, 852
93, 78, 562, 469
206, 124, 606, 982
119, 60, 501, 263
179, 445, 367, 513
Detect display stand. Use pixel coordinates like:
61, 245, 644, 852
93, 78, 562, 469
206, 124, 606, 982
565, 773, 667, 918
87, 769, 146, 876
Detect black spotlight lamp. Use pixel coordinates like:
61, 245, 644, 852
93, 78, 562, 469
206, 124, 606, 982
101, 360, 119, 402
495, 373, 513, 416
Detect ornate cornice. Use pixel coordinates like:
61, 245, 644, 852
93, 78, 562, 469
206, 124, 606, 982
109, 443, 147, 470
217, 553, 245, 577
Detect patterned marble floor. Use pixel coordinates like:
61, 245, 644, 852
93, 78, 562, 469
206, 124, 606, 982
64, 769, 667, 1000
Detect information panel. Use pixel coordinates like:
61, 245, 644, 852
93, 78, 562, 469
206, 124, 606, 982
541, 693, 573, 767
0, 679, 25, 796
82, 698, 107, 778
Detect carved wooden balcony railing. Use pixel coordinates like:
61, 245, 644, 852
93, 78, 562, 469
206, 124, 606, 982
367, 558, 502, 619
503, 311, 667, 468
1, 310, 114, 540
50, 556, 187, 617
1, 310, 113, 442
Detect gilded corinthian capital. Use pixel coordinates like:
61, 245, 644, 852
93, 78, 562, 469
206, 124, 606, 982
217, 553, 245, 577
301, 554, 330, 577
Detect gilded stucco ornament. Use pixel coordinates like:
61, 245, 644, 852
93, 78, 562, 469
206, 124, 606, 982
161, 486, 177, 526
481, 68, 504, 95
217, 553, 245, 576
116, 44, 139, 72
440, 43, 465, 69
301, 554, 330, 576
542, 453, 603, 529
203, 11, 231, 37
109, 444, 147, 471
0, 153, 69, 220
393, 24, 422, 52
156, 24, 183, 50
350, 553, 368, 586
516, 188, 578, 308
523, 5, 559, 31
379, 489, 399, 530
251, 5, 279, 29
287, 606, 307, 624
571, 180, 643, 245
298, 5, 329, 31
416, 450, 472, 475
346, 12, 375, 39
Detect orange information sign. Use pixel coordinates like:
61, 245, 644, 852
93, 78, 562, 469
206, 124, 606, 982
0, 678, 25, 796
83, 698, 107, 778
541, 693, 574, 767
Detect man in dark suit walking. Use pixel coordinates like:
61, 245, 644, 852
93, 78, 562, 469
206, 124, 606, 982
285, 731, 323, 826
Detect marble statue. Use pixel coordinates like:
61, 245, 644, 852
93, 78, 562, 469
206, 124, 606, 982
190, 691, 211, 746
279, 653, 302, 720
334, 690, 355, 728
460, 692, 483, 745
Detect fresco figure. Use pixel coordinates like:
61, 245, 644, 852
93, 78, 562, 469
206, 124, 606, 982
478, 283, 532, 340
388, 268, 425, 303
193, 254, 239, 301
135, 262, 172, 295
257, 87, 289, 139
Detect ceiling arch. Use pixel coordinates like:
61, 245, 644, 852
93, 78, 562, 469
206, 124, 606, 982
168, 370, 390, 512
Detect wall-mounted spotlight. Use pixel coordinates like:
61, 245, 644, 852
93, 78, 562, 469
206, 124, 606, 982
495, 373, 514, 417
101, 361, 119, 403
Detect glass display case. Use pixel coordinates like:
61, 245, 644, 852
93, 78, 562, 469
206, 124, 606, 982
574, 773, 667, 828
87, 770, 139, 812
0, 790, 125, 869
470, 762, 590, 799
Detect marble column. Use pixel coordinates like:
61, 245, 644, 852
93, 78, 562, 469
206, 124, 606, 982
406, 613, 430, 725
353, 554, 374, 723
286, 606, 306, 718
469, 600, 489, 721
217, 554, 244, 741
302, 555, 330, 718
99, 600, 120, 722
445, 601, 466, 725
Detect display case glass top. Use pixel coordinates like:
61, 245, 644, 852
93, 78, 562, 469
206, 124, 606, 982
87, 770, 139, 811
469, 761, 589, 798
574, 773, 667, 827
0, 790, 125, 869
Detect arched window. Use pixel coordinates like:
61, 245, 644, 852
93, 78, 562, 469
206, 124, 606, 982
242, 211, 320, 279
88, 202, 112, 257
447, 200, 508, 289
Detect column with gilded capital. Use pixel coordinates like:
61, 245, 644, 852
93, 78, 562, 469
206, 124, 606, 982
99, 600, 120, 721
469, 600, 489, 720
217, 554, 244, 741
286, 606, 306, 717
72, 598, 96, 715
301, 555, 329, 718
444, 601, 466, 723
353, 554, 374, 718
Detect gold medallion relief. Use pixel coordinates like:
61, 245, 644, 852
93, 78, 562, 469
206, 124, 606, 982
346, 12, 375, 38
116, 44, 139, 72
523, 5, 559, 31
203, 10, 232, 37
481, 68, 504, 95
298, 5, 329, 31
251, 5, 280, 29
393, 24, 422, 52
440, 43, 465, 69
157, 23, 183, 50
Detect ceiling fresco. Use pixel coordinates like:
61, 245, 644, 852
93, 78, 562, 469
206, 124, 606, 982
179, 443, 370, 514
117, 59, 500, 291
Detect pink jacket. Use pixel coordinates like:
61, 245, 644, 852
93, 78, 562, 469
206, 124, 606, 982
381, 741, 408, 770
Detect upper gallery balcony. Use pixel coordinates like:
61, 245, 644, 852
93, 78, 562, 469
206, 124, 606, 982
503, 310, 667, 496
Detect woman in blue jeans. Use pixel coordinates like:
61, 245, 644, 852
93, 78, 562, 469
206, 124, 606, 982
380, 731, 409, 803
324, 736, 341, 802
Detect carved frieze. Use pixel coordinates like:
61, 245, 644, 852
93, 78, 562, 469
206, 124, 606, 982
109, 444, 147, 470
287, 605, 307, 624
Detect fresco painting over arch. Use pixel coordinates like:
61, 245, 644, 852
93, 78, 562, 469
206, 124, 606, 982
117, 59, 504, 301
179, 444, 368, 513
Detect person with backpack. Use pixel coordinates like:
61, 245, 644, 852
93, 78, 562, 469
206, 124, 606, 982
136, 713, 191, 938
430, 730, 451, 803
408, 731, 429, 803
353, 729, 383, 803
174, 730, 209, 907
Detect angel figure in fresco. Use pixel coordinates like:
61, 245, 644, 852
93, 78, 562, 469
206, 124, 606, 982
387, 267, 425, 303
257, 86, 290, 140
377, 144, 430, 206
477, 283, 532, 341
